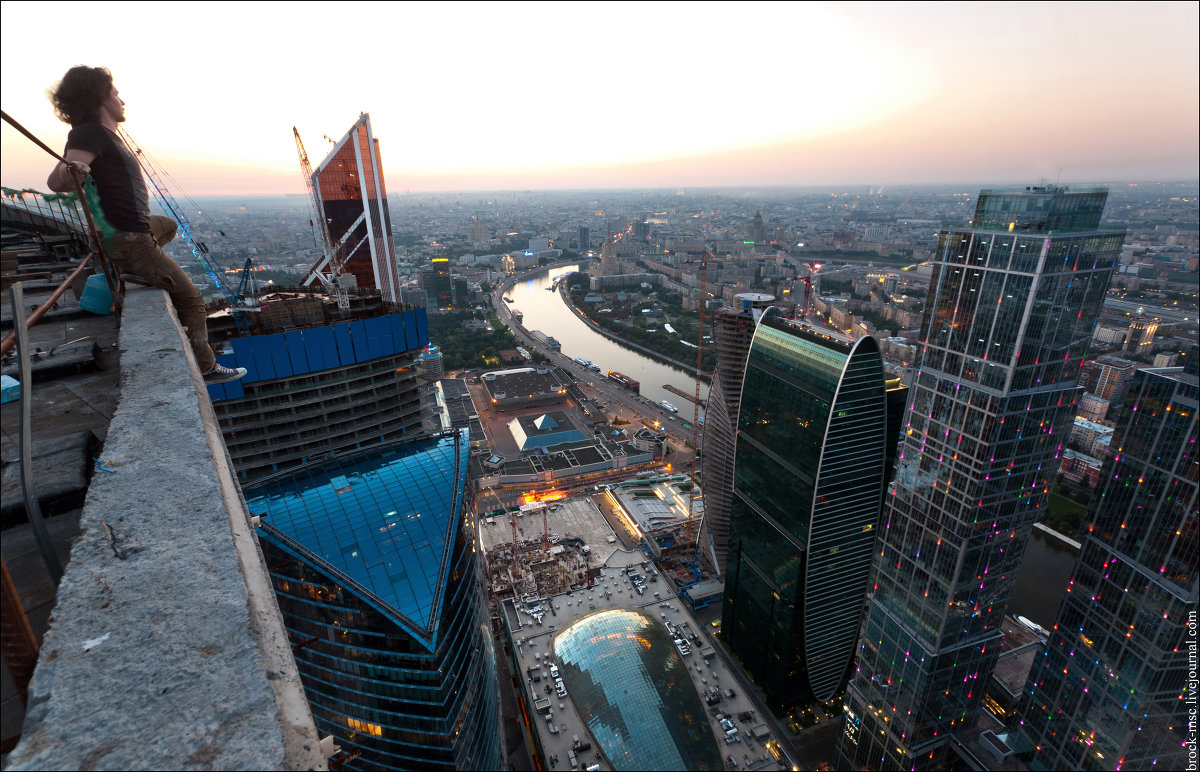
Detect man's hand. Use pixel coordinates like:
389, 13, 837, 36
47, 149, 97, 192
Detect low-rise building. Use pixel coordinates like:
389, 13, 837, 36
482, 366, 567, 412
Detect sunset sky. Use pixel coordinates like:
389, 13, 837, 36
2, 1, 1196, 195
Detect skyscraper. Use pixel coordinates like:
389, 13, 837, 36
468, 218, 490, 244
839, 186, 1125, 770
1123, 315, 1158, 357
426, 257, 452, 310
599, 234, 618, 276
748, 211, 766, 243
578, 225, 590, 253
1083, 355, 1139, 412
206, 298, 429, 481
305, 113, 403, 303
721, 309, 904, 712
701, 292, 774, 571
1014, 366, 1197, 771
246, 431, 502, 771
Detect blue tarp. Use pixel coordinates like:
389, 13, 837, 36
208, 309, 428, 403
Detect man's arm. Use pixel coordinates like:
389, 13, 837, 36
47, 149, 97, 192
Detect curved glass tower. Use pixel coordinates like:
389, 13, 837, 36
721, 309, 899, 711
245, 431, 500, 770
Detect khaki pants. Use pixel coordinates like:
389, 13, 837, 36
104, 214, 216, 373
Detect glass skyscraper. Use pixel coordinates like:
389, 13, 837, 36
245, 431, 501, 770
1014, 366, 1197, 771
701, 292, 774, 572
721, 308, 903, 712
839, 186, 1125, 770
306, 113, 403, 303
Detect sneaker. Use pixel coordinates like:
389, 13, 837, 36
203, 364, 247, 384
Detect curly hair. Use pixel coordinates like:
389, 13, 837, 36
49, 66, 113, 126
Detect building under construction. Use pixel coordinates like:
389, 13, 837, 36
699, 292, 774, 572
204, 287, 430, 481
204, 114, 431, 482
480, 500, 598, 603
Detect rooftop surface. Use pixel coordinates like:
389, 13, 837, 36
437, 377, 487, 445
509, 410, 588, 450
606, 476, 702, 535
993, 616, 1046, 699
2, 209, 121, 750
505, 557, 787, 772
245, 430, 467, 634
482, 366, 565, 400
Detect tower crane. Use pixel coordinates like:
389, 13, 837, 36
783, 260, 822, 321
680, 251, 773, 561
294, 127, 351, 310
799, 262, 821, 320
294, 127, 333, 258
118, 128, 257, 333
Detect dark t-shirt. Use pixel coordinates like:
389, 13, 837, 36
66, 123, 149, 233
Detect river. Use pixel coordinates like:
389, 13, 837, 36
1008, 527, 1080, 629
502, 264, 708, 414
502, 265, 1075, 626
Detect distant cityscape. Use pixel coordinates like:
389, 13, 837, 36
1, 112, 1196, 772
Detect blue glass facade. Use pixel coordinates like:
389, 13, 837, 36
721, 309, 899, 712
246, 431, 500, 770
839, 187, 1125, 770
554, 608, 723, 771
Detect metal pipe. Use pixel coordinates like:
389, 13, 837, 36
0, 252, 93, 358
0, 555, 39, 706
8, 282, 64, 584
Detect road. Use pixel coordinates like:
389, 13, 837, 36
490, 284, 702, 458
1103, 296, 1196, 324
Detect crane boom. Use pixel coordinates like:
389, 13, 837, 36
294, 127, 352, 309
118, 128, 255, 333
682, 251, 768, 563
294, 127, 332, 254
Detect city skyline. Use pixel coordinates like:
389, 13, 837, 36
1, 1, 1196, 195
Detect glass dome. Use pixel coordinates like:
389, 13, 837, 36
554, 608, 723, 771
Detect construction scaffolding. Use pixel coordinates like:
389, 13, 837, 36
484, 534, 592, 604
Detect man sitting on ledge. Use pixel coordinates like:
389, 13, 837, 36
46, 65, 245, 385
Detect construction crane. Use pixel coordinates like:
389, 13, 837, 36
782, 261, 822, 321
118, 128, 257, 333
294, 127, 333, 259
293, 127, 350, 310
680, 251, 772, 560
799, 262, 821, 320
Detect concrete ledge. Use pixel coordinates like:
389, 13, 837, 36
8, 287, 324, 771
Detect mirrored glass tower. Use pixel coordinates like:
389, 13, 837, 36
307, 113, 402, 303
839, 187, 1126, 770
722, 309, 903, 712
1014, 366, 1197, 771
246, 431, 501, 770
